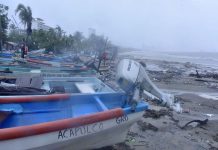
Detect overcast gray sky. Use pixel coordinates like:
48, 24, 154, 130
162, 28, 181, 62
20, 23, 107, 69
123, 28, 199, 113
2, 0, 218, 52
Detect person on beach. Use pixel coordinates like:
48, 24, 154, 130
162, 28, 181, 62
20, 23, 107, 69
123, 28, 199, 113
21, 43, 25, 58
102, 51, 108, 65
24, 45, 28, 55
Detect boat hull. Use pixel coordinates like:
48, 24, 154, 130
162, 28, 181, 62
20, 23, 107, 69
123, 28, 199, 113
0, 112, 143, 150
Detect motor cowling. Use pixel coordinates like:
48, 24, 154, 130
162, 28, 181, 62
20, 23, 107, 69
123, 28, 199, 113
116, 59, 181, 112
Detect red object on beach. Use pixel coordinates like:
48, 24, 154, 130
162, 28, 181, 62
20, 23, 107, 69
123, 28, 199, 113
102, 52, 108, 60
27, 59, 52, 66
24, 46, 28, 55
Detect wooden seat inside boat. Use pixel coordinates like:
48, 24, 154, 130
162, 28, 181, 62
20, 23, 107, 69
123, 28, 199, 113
75, 83, 95, 93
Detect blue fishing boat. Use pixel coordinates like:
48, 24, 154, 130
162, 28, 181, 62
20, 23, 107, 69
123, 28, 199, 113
0, 76, 148, 150
0, 52, 13, 58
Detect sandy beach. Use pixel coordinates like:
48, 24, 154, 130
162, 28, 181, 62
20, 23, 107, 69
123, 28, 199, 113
102, 50, 218, 150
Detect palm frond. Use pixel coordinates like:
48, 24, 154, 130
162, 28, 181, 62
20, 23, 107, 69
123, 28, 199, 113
27, 6, 32, 18
15, 4, 32, 30
15, 4, 26, 14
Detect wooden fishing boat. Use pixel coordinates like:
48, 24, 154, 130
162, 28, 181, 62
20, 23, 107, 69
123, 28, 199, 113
13, 57, 91, 72
0, 77, 148, 150
0, 57, 14, 64
28, 55, 62, 62
13, 57, 58, 68
0, 52, 13, 58
0, 77, 113, 95
0, 60, 96, 77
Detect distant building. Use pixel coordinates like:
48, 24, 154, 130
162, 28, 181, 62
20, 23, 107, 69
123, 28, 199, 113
32, 18, 51, 31
4, 41, 18, 50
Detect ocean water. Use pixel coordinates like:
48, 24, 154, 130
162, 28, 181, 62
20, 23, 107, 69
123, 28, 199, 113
121, 51, 218, 69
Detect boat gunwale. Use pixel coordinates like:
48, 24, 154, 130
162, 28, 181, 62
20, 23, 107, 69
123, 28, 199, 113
26, 59, 53, 66
0, 94, 71, 103
0, 91, 123, 103
0, 108, 124, 140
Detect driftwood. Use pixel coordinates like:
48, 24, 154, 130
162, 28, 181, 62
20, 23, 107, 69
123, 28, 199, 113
195, 78, 218, 83
180, 119, 208, 129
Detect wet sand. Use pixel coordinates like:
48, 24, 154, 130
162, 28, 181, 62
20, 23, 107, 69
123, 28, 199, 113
103, 51, 218, 150
126, 93, 218, 150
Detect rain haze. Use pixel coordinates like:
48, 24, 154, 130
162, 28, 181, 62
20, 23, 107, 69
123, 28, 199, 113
2, 0, 218, 52
2, 1, 218, 150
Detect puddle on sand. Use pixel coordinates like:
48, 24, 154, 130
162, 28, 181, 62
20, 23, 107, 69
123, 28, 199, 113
198, 94, 218, 101
204, 113, 218, 120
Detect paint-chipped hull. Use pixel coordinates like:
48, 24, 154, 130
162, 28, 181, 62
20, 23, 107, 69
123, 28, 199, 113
0, 112, 143, 150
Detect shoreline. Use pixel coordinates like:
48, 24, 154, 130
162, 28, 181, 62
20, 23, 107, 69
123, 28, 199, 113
109, 50, 218, 150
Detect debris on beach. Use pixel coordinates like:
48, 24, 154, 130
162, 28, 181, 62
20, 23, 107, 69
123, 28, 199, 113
212, 134, 218, 142
113, 143, 134, 150
180, 119, 208, 129
189, 71, 218, 80
96, 143, 134, 150
137, 120, 158, 131
127, 131, 146, 139
143, 109, 172, 119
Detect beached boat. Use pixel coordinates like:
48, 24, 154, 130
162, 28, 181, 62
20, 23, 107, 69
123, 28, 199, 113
0, 65, 96, 77
0, 77, 114, 95
3, 57, 96, 76
13, 57, 60, 68
0, 52, 13, 58
13, 57, 90, 71
0, 57, 14, 64
0, 77, 148, 150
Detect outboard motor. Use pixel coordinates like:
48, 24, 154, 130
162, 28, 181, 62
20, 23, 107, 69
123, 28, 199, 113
116, 59, 182, 112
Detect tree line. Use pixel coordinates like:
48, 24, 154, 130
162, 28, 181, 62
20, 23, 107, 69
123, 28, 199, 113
0, 4, 9, 51
0, 3, 118, 55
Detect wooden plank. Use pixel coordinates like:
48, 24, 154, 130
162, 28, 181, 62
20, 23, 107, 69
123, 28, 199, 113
75, 83, 95, 93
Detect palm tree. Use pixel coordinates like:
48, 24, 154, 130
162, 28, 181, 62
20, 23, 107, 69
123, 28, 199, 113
0, 4, 9, 51
15, 4, 32, 42
55, 25, 63, 38
73, 31, 84, 53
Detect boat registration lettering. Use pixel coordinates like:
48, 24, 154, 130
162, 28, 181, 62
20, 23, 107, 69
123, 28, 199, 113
58, 122, 103, 139
116, 115, 128, 124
